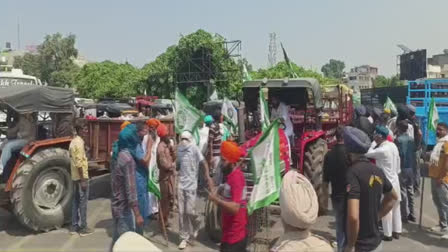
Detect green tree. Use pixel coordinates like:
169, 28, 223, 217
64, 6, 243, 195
374, 75, 405, 87
321, 59, 345, 79
76, 61, 144, 99
251, 61, 337, 85
141, 29, 246, 107
13, 33, 80, 87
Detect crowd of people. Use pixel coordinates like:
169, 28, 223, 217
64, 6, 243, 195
323, 103, 448, 252
65, 101, 448, 252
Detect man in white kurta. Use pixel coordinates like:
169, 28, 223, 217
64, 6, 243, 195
365, 125, 402, 240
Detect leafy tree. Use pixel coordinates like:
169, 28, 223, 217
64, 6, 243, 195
321, 59, 345, 79
13, 33, 80, 87
75, 61, 144, 99
374, 75, 405, 87
141, 29, 246, 107
251, 61, 337, 85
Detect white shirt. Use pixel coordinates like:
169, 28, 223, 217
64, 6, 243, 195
365, 140, 401, 199
271, 102, 294, 137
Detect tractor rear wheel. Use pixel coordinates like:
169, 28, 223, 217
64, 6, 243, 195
10, 148, 73, 231
303, 138, 328, 215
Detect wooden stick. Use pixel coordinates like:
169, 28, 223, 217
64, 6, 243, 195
418, 177, 425, 229
158, 200, 169, 247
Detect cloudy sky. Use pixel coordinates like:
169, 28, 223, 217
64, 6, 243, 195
2, 0, 447, 76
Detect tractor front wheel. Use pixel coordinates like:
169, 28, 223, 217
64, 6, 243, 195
10, 148, 73, 231
303, 138, 328, 215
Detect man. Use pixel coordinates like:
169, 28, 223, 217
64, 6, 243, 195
157, 123, 176, 227
365, 126, 402, 241
208, 141, 247, 252
406, 104, 423, 194
428, 122, 448, 239
208, 114, 222, 185
271, 170, 333, 252
176, 131, 213, 249
144, 119, 161, 218
323, 126, 348, 252
395, 120, 417, 223
110, 124, 144, 244
343, 126, 398, 252
69, 121, 93, 236
352, 105, 374, 140
270, 95, 294, 144
0, 113, 36, 175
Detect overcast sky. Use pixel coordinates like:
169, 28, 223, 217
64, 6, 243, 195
2, 0, 448, 76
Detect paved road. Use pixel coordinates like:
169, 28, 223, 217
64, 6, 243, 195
0, 177, 448, 251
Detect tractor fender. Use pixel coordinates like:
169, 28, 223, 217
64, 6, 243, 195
5, 137, 72, 192
298, 130, 326, 173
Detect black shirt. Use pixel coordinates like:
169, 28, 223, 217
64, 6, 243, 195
323, 144, 348, 200
346, 158, 393, 252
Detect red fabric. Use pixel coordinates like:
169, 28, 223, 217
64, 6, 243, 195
239, 129, 290, 172
157, 123, 168, 137
221, 168, 248, 244
387, 135, 393, 142
147, 118, 161, 129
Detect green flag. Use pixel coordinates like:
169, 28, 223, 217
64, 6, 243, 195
428, 98, 439, 132
175, 90, 203, 144
384, 97, 397, 115
248, 120, 282, 215
259, 88, 270, 131
243, 64, 252, 81
281, 43, 298, 78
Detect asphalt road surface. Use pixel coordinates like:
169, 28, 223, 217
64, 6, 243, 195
0, 176, 448, 252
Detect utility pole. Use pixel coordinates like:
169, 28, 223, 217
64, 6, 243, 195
17, 17, 21, 50
268, 33, 277, 67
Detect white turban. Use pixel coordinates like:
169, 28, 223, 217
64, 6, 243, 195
113, 232, 161, 252
180, 130, 193, 144
280, 170, 318, 229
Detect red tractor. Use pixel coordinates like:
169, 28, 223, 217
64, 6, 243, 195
204, 78, 353, 241
242, 79, 352, 211
0, 86, 176, 232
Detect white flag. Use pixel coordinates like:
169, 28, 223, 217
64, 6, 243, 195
221, 97, 238, 134
248, 120, 282, 215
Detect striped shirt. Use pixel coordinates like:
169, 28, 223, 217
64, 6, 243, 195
208, 123, 222, 157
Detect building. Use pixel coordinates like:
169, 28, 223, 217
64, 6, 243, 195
346, 65, 378, 90
427, 51, 448, 78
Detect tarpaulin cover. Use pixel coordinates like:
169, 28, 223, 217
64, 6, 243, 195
0, 86, 74, 113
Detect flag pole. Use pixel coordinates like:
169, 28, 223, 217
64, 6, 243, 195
419, 98, 432, 229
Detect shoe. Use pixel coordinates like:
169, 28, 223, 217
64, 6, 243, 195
430, 225, 448, 233
408, 215, 416, 223
69, 226, 79, 235
79, 227, 94, 237
193, 229, 199, 239
392, 232, 400, 240
441, 233, 448, 240
178, 239, 188, 250
383, 236, 393, 241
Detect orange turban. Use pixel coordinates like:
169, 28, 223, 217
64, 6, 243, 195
120, 121, 131, 131
147, 119, 161, 128
220, 141, 242, 164
157, 124, 168, 138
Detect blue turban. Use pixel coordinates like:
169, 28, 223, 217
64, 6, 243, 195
355, 105, 367, 117
406, 104, 416, 113
375, 125, 389, 138
343, 126, 371, 154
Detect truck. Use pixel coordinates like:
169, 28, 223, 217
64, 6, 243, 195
407, 78, 448, 146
